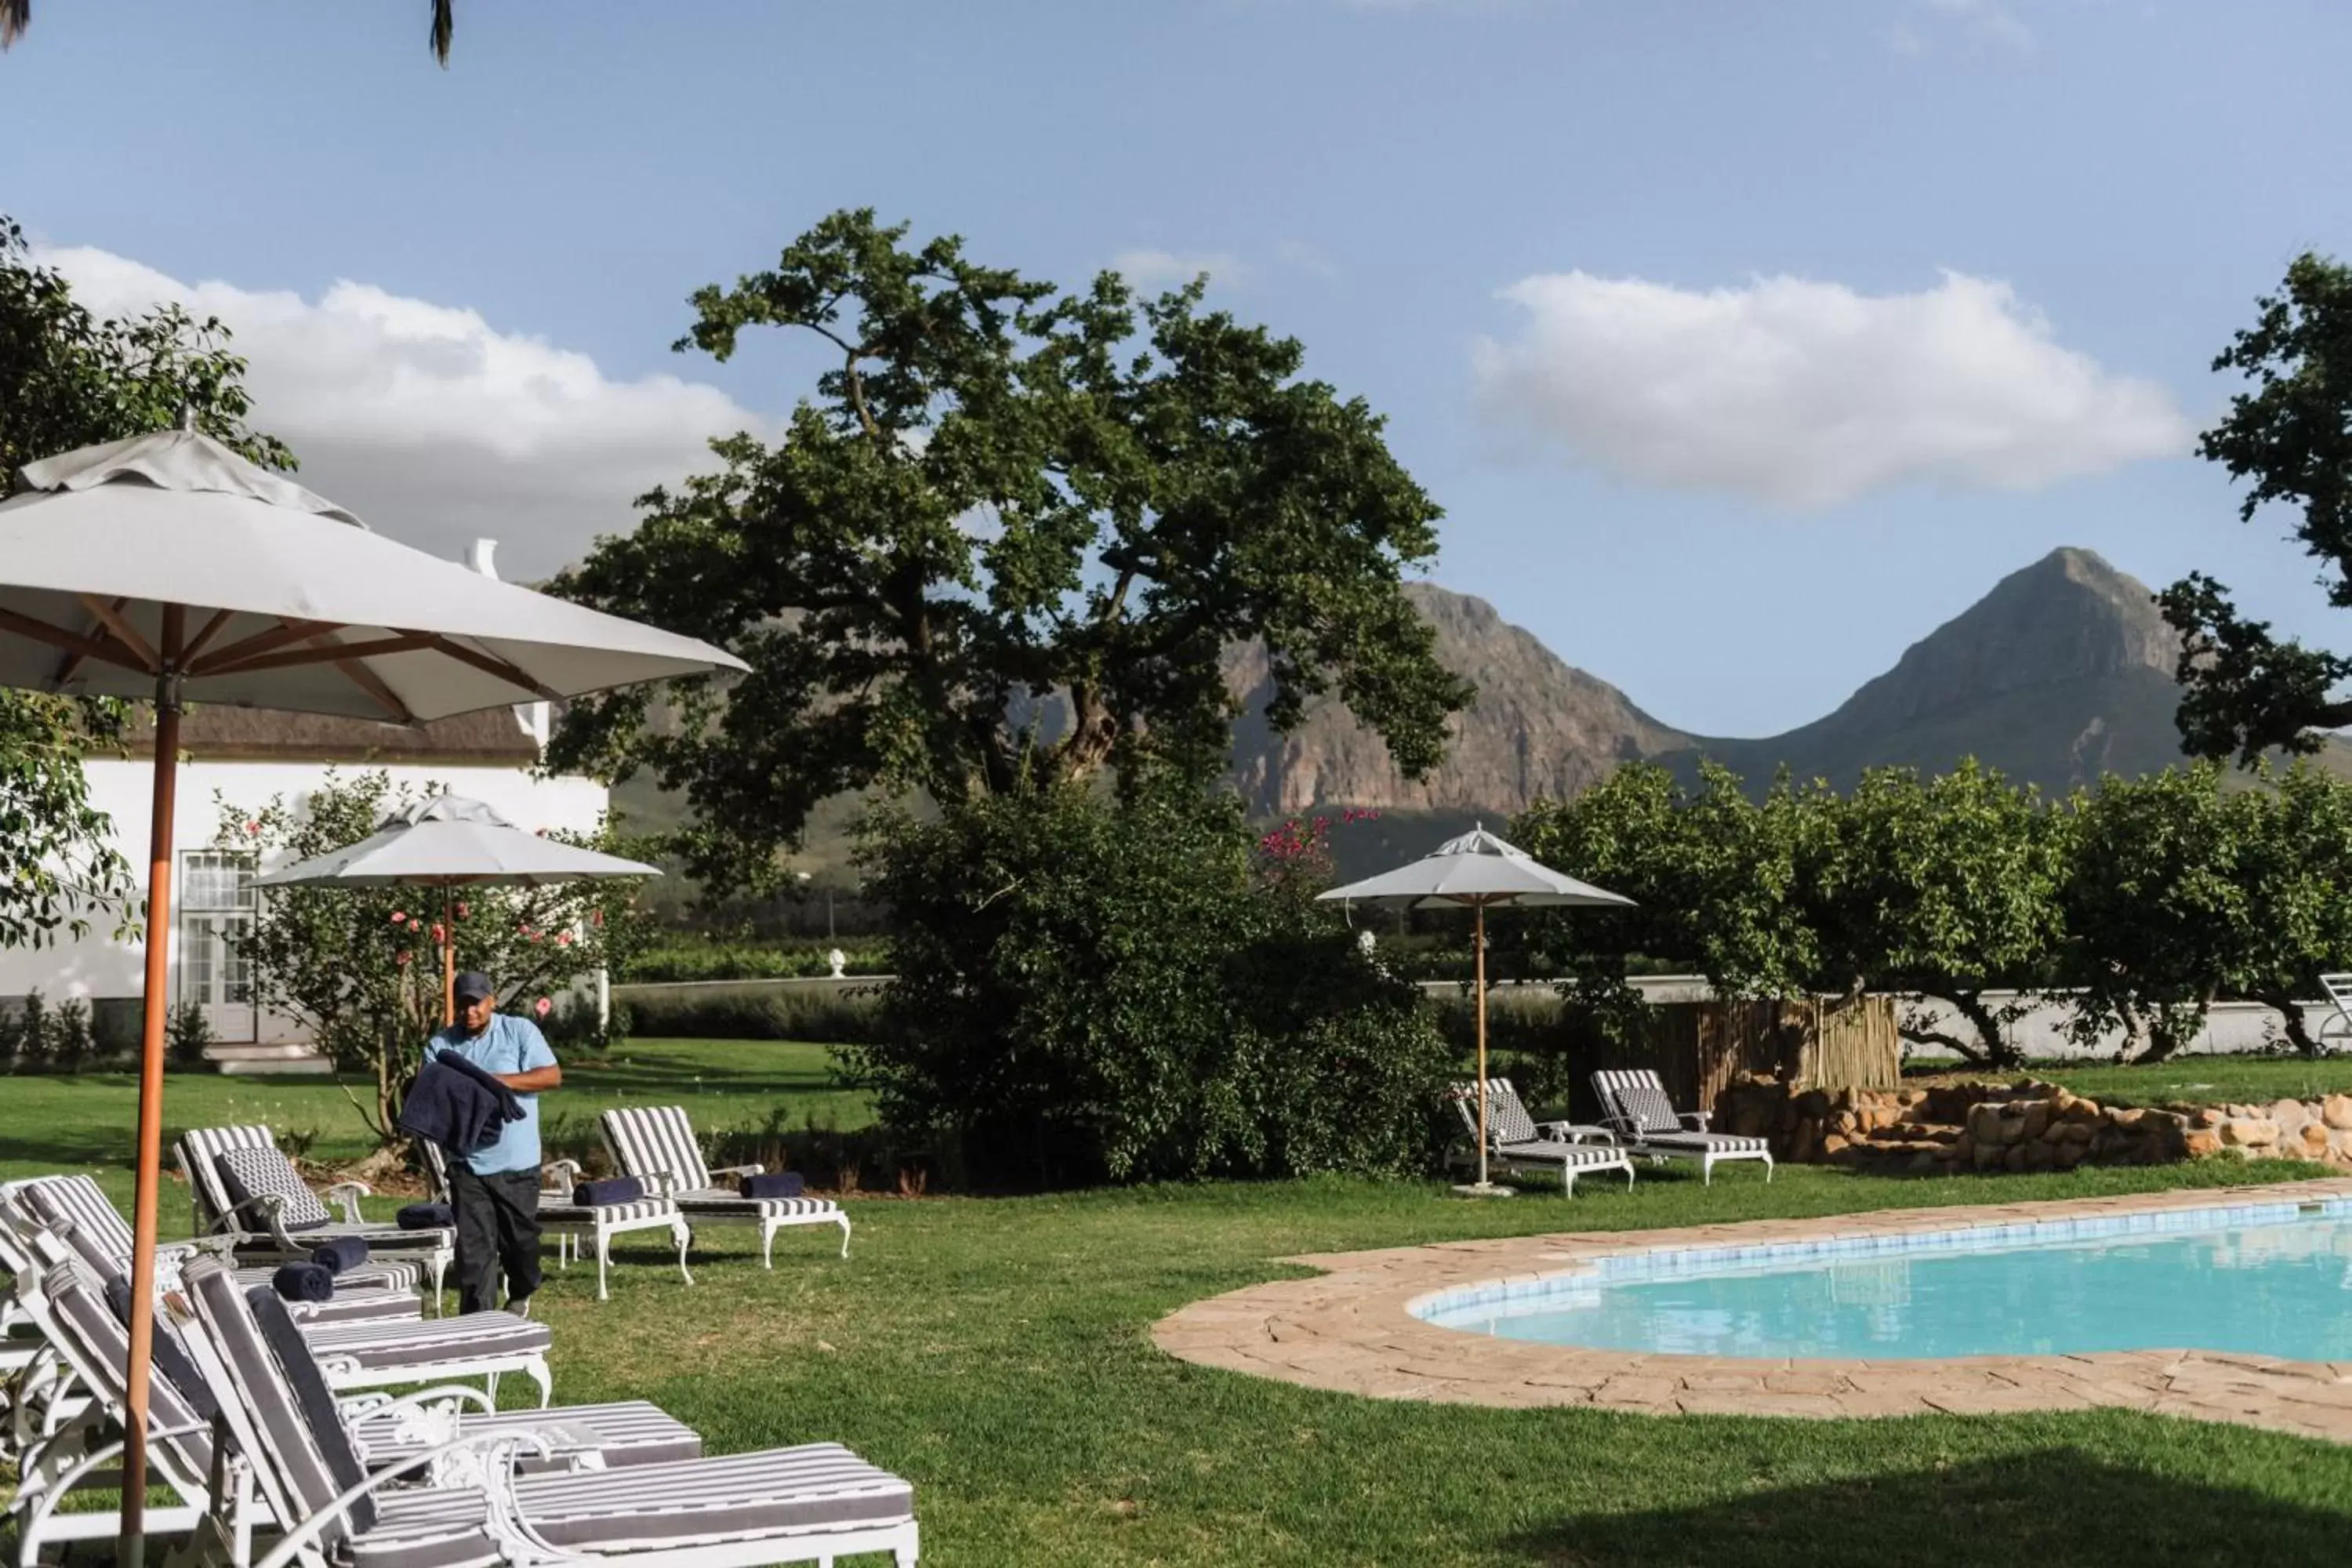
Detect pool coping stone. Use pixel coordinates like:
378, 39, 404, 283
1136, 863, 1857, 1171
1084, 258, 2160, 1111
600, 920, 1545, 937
1149, 1177, 2352, 1443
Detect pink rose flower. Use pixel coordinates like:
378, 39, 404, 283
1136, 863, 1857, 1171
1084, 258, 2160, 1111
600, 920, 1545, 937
390, 911, 406, 924
534, 996, 553, 1018
430, 923, 446, 943
556, 931, 574, 946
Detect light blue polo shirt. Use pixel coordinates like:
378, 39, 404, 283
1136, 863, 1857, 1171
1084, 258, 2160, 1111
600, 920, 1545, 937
424, 1013, 557, 1175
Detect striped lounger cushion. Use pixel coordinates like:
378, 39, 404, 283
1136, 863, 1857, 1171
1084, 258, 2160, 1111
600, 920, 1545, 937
1496, 1141, 1626, 1167
298, 1311, 551, 1371
539, 1196, 673, 1225
351, 1447, 916, 1568
1635, 1130, 1771, 1155
673, 1189, 842, 1221
350, 1399, 703, 1472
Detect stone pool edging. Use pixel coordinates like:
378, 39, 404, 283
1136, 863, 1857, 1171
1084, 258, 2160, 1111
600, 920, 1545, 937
1150, 1178, 2352, 1443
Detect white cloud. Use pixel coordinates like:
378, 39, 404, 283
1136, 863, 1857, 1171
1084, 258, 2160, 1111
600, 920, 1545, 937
1908, 0, 2036, 54
1110, 249, 1249, 289
35, 245, 768, 577
1472, 269, 2189, 507
1276, 238, 1339, 278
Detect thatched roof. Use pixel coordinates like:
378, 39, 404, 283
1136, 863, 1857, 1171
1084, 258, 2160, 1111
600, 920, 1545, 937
121, 704, 543, 765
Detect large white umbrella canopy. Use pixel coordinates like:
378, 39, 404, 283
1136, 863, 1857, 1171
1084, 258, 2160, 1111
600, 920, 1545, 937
1319, 826, 1633, 1195
256, 794, 659, 1023
0, 428, 744, 1562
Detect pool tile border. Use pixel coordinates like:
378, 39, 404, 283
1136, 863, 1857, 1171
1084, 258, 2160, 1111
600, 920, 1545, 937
1150, 1178, 2352, 1443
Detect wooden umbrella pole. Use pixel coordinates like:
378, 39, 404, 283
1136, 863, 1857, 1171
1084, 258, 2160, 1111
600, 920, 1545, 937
121, 643, 183, 1568
1475, 901, 1489, 1189
442, 886, 456, 1026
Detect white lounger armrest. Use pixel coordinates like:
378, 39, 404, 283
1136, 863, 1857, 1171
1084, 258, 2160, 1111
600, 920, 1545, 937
708, 1163, 764, 1181
323, 1181, 372, 1224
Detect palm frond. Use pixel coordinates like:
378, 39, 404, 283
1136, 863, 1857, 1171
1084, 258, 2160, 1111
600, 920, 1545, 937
1, 0, 31, 51
428, 0, 452, 66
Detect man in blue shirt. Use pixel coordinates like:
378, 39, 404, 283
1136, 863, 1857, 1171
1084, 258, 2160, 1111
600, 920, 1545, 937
424, 971, 561, 1314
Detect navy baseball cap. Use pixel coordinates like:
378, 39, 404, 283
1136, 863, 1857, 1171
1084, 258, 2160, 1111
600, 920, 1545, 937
452, 971, 495, 1004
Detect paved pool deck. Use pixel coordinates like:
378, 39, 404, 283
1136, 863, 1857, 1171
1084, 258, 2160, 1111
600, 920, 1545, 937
1151, 1177, 2352, 1443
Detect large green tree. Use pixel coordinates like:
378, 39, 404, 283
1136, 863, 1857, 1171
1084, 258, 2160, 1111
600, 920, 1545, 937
2162, 254, 2352, 760
0, 216, 290, 952
1817, 763, 2065, 1069
549, 211, 1471, 894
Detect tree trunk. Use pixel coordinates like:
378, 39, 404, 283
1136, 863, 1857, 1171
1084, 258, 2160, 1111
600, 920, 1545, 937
1950, 989, 2022, 1071
2257, 989, 2320, 1057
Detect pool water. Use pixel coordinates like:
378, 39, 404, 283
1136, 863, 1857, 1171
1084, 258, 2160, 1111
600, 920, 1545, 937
1417, 1202, 2352, 1362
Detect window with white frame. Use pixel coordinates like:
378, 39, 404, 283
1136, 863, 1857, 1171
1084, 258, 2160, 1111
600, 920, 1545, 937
179, 850, 256, 1019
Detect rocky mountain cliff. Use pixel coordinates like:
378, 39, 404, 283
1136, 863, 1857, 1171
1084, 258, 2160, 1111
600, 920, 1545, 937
1658, 548, 2203, 794
1225, 583, 1689, 816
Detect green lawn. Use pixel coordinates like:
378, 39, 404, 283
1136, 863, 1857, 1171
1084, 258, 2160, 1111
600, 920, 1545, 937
1917, 1054, 2352, 1110
0, 1038, 867, 1191
13, 1055, 2352, 1563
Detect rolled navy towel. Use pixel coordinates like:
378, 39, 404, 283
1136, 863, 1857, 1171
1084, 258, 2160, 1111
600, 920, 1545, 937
309, 1235, 371, 1276
572, 1175, 643, 1206
397, 1202, 453, 1231
739, 1172, 804, 1200
273, 1262, 335, 1303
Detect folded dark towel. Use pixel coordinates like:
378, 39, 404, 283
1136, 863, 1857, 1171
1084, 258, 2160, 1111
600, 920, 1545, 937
308, 1236, 370, 1275
739, 1172, 804, 1200
397, 1202, 454, 1231
572, 1175, 643, 1206
273, 1262, 336, 1302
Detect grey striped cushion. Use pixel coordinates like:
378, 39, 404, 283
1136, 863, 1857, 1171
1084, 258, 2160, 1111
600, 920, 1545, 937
601, 1105, 713, 1192
350, 1446, 915, 1568
540, 1197, 673, 1225
350, 1399, 702, 1472
1494, 1141, 1626, 1167
673, 1190, 840, 1220
17, 1174, 135, 1255
299, 1311, 551, 1371
216, 1147, 335, 1230
1594, 1070, 1683, 1134
1636, 1130, 1771, 1154
40, 1261, 219, 1481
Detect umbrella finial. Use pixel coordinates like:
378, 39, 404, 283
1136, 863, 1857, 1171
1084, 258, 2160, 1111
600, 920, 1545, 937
175, 403, 195, 434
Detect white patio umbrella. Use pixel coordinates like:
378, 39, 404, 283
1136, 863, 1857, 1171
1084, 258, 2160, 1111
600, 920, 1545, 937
0, 427, 744, 1563
1319, 825, 1632, 1196
256, 793, 659, 1024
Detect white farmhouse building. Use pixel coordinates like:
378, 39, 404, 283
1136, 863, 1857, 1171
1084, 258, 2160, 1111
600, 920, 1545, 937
0, 543, 611, 1065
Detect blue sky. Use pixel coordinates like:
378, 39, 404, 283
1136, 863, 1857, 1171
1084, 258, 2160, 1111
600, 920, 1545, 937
4, 0, 2349, 736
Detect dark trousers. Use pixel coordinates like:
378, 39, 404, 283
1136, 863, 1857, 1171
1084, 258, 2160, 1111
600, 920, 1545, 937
448, 1164, 542, 1314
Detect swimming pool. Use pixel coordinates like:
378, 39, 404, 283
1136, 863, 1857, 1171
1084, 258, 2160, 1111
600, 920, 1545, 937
1415, 1197, 2352, 1362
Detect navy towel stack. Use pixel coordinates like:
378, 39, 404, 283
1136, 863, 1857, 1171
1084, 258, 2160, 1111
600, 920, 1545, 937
309, 1236, 371, 1275
739, 1172, 804, 1200
397, 1202, 454, 1231
273, 1262, 335, 1302
572, 1176, 643, 1206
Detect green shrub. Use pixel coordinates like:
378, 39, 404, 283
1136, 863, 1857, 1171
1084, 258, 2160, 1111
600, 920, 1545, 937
167, 1000, 215, 1070
615, 982, 886, 1044
852, 783, 1450, 1188
619, 938, 891, 984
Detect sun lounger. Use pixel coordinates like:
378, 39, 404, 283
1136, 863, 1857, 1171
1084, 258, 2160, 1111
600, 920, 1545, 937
1451, 1078, 1636, 1195
9, 1246, 704, 1565
1591, 1069, 1774, 1183
416, 1140, 695, 1302
601, 1105, 850, 1265
4, 1174, 423, 1325
174, 1127, 452, 1305
174, 1253, 920, 1568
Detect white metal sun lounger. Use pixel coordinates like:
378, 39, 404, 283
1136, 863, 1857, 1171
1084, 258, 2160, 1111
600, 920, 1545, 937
174, 1253, 920, 1568
416, 1140, 695, 1302
1450, 1079, 1635, 1195
175, 1127, 453, 1305
1591, 1069, 1775, 1184
8, 1246, 706, 1566
3, 1175, 423, 1326
601, 1105, 850, 1265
